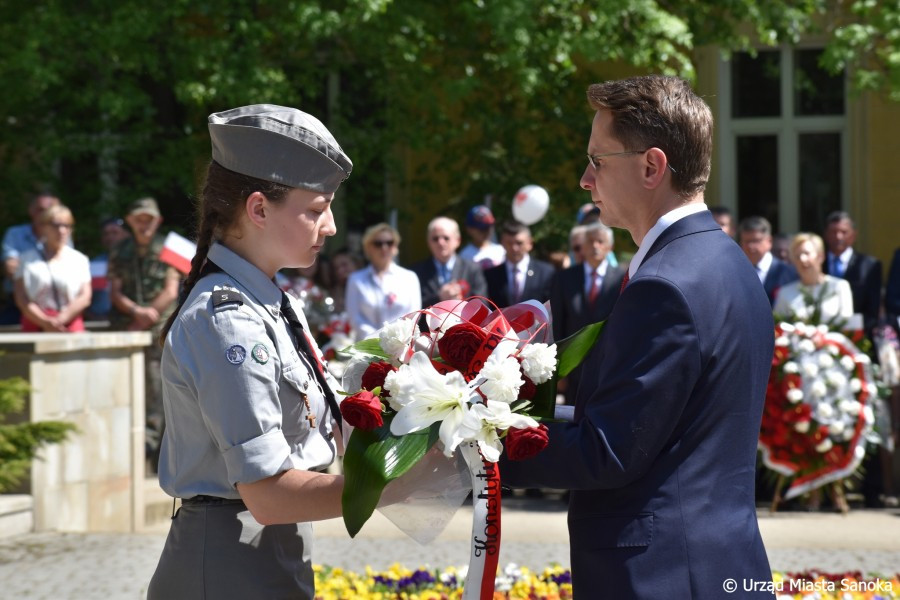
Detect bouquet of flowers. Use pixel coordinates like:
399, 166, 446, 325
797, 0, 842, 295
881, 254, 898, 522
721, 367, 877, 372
336, 297, 602, 600
759, 322, 880, 502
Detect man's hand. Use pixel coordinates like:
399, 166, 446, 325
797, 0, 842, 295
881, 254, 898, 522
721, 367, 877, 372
438, 281, 463, 301
129, 305, 160, 330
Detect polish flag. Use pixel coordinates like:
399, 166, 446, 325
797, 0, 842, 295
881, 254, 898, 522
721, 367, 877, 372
159, 231, 196, 274
90, 259, 108, 291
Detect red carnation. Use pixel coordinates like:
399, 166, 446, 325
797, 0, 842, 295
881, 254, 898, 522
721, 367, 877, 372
340, 390, 384, 431
361, 361, 397, 396
506, 423, 549, 461
438, 321, 489, 371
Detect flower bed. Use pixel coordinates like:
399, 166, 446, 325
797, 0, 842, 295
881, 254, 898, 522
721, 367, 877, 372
312, 565, 899, 599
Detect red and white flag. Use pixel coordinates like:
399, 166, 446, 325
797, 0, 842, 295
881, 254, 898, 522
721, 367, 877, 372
90, 259, 108, 291
159, 231, 196, 274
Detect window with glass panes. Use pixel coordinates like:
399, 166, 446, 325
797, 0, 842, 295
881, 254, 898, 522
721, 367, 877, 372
717, 48, 846, 235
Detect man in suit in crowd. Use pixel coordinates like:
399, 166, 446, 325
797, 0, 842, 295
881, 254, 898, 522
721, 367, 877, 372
550, 221, 625, 405
824, 211, 882, 337
500, 75, 775, 598
484, 220, 555, 308
411, 216, 486, 307
739, 215, 797, 305
710, 205, 735, 238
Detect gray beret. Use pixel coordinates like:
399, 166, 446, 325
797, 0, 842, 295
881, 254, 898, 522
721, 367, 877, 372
208, 104, 352, 194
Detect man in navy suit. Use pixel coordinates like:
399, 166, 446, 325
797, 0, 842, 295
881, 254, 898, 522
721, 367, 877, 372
484, 220, 555, 308
500, 75, 775, 598
410, 216, 487, 307
738, 216, 797, 305
824, 211, 883, 338
551, 221, 625, 405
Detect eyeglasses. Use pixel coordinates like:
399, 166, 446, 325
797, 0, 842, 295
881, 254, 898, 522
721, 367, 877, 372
586, 149, 677, 173
49, 222, 74, 230
371, 239, 395, 249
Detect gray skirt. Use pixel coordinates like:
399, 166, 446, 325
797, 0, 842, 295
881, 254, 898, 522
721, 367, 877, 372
147, 502, 314, 600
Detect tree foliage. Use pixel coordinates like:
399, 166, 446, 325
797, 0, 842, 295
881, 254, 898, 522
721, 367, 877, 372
0, 1, 895, 256
0, 376, 76, 493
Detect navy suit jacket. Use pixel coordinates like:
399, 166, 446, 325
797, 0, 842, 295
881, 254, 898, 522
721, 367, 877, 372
410, 255, 487, 307
763, 257, 797, 305
886, 248, 900, 335
550, 262, 626, 405
831, 250, 883, 335
484, 257, 555, 308
501, 212, 774, 599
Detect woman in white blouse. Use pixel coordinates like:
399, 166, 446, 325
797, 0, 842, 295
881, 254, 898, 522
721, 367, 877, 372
774, 232, 854, 325
14, 204, 91, 332
345, 223, 421, 340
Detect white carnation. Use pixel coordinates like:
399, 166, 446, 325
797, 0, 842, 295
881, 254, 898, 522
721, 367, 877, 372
840, 356, 856, 371
786, 388, 804, 403
816, 402, 834, 420
818, 353, 835, 369
825, 371, 846, 389
843, 428, 855, 441
775, 336, 789, 347
803, 362, 819, 378
810, 380, 827, 398
828, 421, 845, 435
849, 378, 862, 393
477, 353, 524, 404
799, 339, 817, 354
518, 343, 557, 384
815, 438, 833, 453
839, 400, 861, 415
783, 361, 800, 374
379, 316, 417, 362
794, 421, 810, 433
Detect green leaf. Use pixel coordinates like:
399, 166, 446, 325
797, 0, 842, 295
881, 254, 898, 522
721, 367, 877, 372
341, 415, 439, 537
521, 321, 606, 420
346, 338, 390, 359
556, 321, 606, 377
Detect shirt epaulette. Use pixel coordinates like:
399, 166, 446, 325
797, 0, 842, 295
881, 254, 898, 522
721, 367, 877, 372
211, 285, 244, 310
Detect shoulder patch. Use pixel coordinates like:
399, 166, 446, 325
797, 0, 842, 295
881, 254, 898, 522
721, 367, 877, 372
251, 343, 270, 364
225, 344, 247, 365
212, 287, 244, 309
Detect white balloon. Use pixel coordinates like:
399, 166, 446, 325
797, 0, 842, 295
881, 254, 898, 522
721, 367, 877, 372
511, 185, 550, 225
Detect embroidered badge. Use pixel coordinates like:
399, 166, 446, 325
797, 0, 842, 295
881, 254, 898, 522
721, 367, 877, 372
225, 344, 246, 365
251, 343, 270, 364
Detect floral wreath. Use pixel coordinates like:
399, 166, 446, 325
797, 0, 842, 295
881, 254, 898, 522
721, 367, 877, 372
759, 322, 878, 500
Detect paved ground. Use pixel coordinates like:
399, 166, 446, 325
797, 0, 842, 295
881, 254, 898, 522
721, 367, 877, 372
0, 496, 898, 599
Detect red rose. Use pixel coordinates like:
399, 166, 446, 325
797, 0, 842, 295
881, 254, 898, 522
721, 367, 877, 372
438, 321, 489, 371
340, 390, 384, 430
506, 423, 549, 461
361, 361, 397, 396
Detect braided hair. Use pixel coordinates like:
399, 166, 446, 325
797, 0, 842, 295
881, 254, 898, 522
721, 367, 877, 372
159, 160, 292, 346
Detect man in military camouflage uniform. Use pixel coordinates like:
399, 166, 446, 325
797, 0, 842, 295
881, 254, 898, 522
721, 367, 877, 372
109, 197, 180, 473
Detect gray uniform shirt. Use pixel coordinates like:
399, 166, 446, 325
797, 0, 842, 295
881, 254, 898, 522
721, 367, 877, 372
158, 243, 338, 499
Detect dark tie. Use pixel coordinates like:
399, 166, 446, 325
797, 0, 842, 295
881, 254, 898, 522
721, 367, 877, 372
620, 271, 630, 294
588, 272, 600, 305
280, 292, 343, 430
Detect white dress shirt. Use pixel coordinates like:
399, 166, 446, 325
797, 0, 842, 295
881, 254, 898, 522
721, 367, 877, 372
754, 252, 774, 285
346, 263, 422, 341
583, 259, 609, 296
629, 203, 709, 278
505, 256, 530, 301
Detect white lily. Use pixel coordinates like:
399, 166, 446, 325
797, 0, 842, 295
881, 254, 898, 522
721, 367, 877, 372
451, 402, 538, 462
386, 352, 473, 452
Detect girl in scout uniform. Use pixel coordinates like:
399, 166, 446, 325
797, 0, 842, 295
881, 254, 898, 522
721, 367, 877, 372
148, 105, 353, 599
